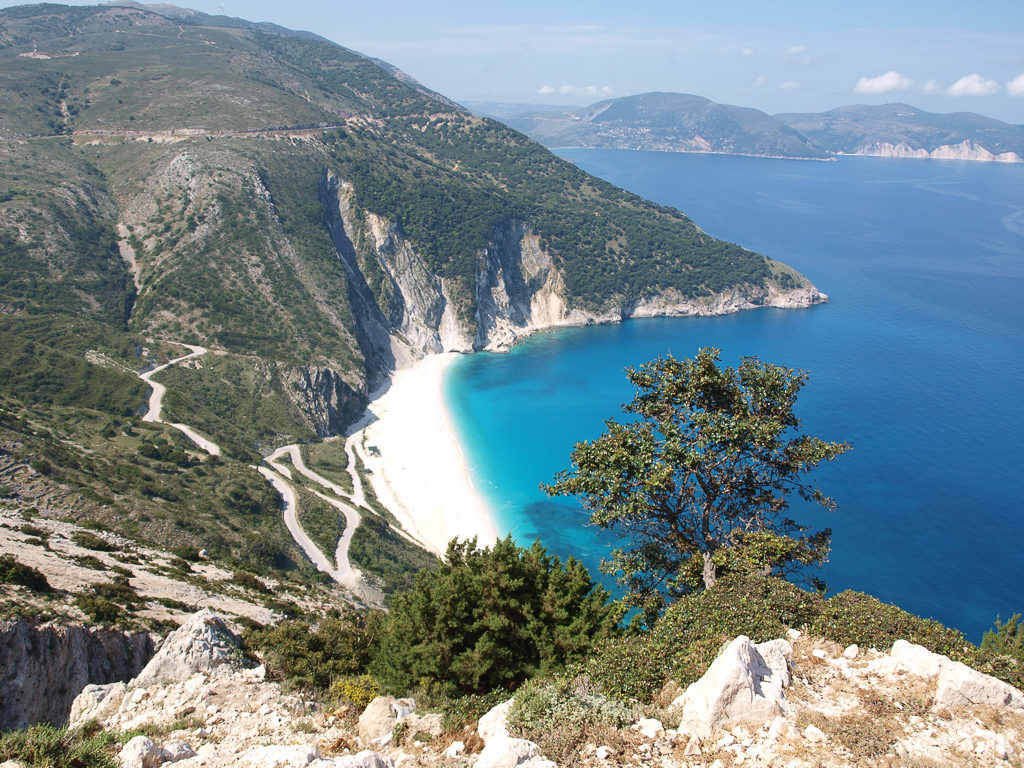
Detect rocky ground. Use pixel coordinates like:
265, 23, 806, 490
13, 609, 1017, 768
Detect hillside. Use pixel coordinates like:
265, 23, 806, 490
775, 102, 1024, 162
0, 2, 827, 601
494, 92, 829, 159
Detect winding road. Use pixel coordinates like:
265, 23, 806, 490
132, 341, 382, 602
139, 343, 220, 456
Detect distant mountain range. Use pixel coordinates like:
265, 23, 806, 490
469, 93, 1024, 163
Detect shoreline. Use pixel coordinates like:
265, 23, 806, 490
352, 352, 500, 557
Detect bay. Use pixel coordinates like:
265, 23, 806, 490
446, 150, 1024, 640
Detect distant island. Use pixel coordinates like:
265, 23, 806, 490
471, 92, 1024, 163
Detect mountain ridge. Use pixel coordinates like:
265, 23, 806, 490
481, 92, 1024, 163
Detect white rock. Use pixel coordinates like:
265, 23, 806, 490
477, 699, 515, 743
238, 744, 319, 767
162, 741, 196, 763
118, 736, 168, 768
332, 751, 395, 768
802, 724, 827, 743
675, 636, 790, 739
811, 649, 827, 660
890, 639, 1024, 709
69, 681, 128, 727
0, 760, 27, 768
785, 629, 802, 640
520, 760, 557, 768
684, 735, 702, 756
133, 610, 246, 689
767, 716, 792, 740
445, 741, 466, 758
634, 717, 664, 738
595, 745, 614, 760
358, 696, 414, 746
843, 644, 859, 659
473, 737, 540, 768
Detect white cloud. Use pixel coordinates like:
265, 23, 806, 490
781, 80, 802, 90
854, 71, 914, 95
741, 47, 755, 58
545, 84, 613, 97
946, 74, 999, 97
785, 45, 807, 56
923, 80, 941, 94
753, 76, 768, 88
1008, 73, 1024, 97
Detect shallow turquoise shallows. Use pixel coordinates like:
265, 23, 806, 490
445, 150, 1024, 640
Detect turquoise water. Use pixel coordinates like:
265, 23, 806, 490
445, 151, 1024, 640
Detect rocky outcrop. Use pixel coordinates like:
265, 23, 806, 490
281, 364, 365, 437
474, 700, 554, 768
672, 636, 791, 738
0, 616, 154, 730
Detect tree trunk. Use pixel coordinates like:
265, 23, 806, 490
702, 552, 717, 590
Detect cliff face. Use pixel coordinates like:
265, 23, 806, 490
320, 171, 826, 377
0, 617, 154, 730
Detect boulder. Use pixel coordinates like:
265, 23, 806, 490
118, 736, 168, 768
357, 696, 415, 746
634, 718, 664, 738
890, 640, 1024, 709
132, 610, 246, 689
477, 699, 514, 742
674, 636, 791, 738
162, 741, 196, 763
69, 681, 127, 727
473, 737, 541, 768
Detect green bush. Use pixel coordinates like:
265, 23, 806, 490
242, 612, 382, 692
370, 537, 623, 697
0, 553, 52, 592
0, 723, 116, 768
71, 531, 117, 552
809, 591, 970, 660
508, 676, 635, 764
981, 613, 1024, 661
587, 574, 822, 701
0, 552, 51, 593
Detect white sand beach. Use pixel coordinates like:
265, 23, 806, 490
351, 353, 500, 557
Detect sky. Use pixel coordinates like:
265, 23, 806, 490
4, 0, 1024, 122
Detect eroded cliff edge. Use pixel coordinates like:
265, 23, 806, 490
320, 170, 826, 381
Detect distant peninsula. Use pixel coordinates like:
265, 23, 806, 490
472, 93, 1024, 163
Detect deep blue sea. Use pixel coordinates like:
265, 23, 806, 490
446, 151, 1024, 640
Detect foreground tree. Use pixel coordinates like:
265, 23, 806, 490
545, 347, 849, 620
371, 536, 622, 696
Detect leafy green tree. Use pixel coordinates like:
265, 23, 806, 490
545, 348, 849, 620
370, 536, 622, 697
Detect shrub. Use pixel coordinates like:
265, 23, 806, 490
71, 531, 118, 552
809, 591, 971, 660
981, 613, 1024, 661
242, 611, 382, 692
0, 723, 116, 768
370, 537, 623, 697
231, 570, 270, 593
508, 676, 635, 763
329, 674, 383, 710
587, 574, 822, 701
0, 553, 52, 592
74, 594, 123, 624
